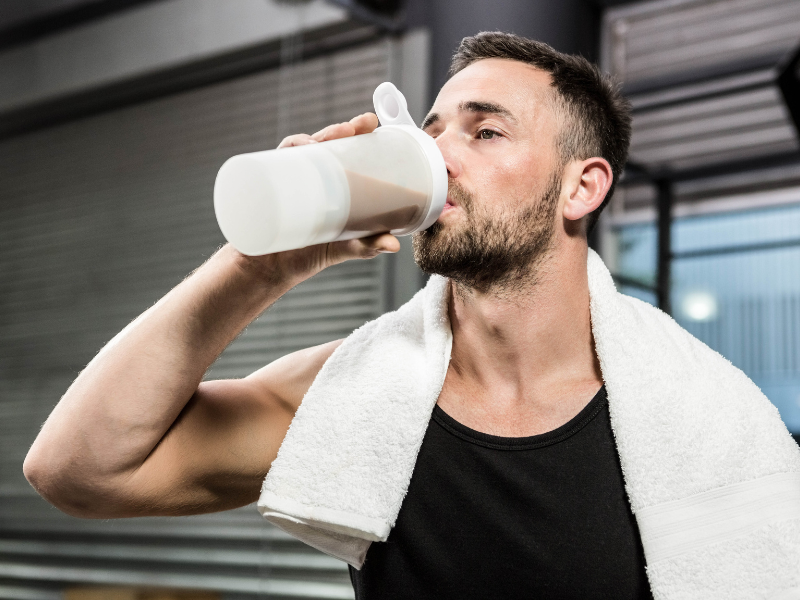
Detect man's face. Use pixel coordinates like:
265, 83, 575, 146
413, 58, 565, 293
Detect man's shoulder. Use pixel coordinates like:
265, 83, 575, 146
251, 279, 437, 410
246, 339, 344, 413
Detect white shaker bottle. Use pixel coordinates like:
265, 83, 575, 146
214, 82, 447, 256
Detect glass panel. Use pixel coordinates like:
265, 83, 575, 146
614, 222, 658, 305
612, 202, 800, 434
674, 203, 800, 255
671, 204, 800, 434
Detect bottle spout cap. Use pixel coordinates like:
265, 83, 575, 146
373, 82, 418, 127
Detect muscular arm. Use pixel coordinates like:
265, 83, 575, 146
23, 114, 392, 518
120, 338, 344, 517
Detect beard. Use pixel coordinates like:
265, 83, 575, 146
412, 172, 561, 295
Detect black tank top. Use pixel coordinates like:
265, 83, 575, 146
349, 386, 653, 599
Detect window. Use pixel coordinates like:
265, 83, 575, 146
612, 201, 800, 433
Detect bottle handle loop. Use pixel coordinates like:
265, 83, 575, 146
373, 82, 417, 128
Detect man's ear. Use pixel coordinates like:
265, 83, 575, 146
562, 157, 613, 222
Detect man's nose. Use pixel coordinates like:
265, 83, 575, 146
434, 131, 462, 179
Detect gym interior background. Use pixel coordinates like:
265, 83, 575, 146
0, 0, 798, 598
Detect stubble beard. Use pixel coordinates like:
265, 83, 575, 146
412, 172, 562, 296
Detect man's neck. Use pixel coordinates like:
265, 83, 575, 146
438, 243, 603, 437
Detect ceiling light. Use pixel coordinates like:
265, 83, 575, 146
682, 291, 718, 322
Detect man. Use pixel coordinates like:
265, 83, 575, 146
22, 33, 798, 599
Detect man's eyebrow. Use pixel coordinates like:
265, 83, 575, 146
459, 100, 517, 122
421, 113, 439, 130
421, 101, 517, 130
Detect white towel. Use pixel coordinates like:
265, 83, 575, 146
259, 249, 800, 599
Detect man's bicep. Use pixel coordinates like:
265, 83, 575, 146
124, 378, 287, 515
124, 340, 343, 516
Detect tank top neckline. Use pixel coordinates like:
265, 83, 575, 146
432, 385, 607, 451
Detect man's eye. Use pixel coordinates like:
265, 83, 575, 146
479, 129, 499, 140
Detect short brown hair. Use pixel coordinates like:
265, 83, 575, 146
449, 32, 632, 233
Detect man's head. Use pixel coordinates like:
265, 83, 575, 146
413, 32, 631, 294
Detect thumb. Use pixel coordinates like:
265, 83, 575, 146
325, 233, 400, 265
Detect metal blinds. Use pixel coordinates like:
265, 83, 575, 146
0, 37, 399, 600
602, 0, 800, 92
627, 75, 798, 173
601, 0, 800, 214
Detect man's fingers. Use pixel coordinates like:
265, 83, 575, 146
278, 134, 316, 149
310, 113, 379, 143
311, 122, 355, 142
350, 112, 379, 135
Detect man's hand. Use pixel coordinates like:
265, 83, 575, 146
278, 112, 379, 147
23, 112, 397, 519
235, 112, 399, 282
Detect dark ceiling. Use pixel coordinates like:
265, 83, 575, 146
0, 0, 647, 52
0, 0, 158, 50
0, 0, 103, 29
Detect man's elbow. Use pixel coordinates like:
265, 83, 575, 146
23, 446, 121, 519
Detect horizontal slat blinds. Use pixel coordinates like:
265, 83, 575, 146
601, 0, 800, 213
0, 35, 396, 599
629, 81, 798, 171
603, 0, 800, 91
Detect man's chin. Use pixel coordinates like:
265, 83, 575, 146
412, 226, 471, 278
413, 225, 455, 257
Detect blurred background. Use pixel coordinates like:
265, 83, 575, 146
0, 0, 798, 598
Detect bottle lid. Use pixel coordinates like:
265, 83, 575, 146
373, 82, 447, 234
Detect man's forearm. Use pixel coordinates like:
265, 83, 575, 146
23, 243, 306, 505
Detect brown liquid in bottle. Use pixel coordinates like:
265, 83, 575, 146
342, 170, 429, 237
